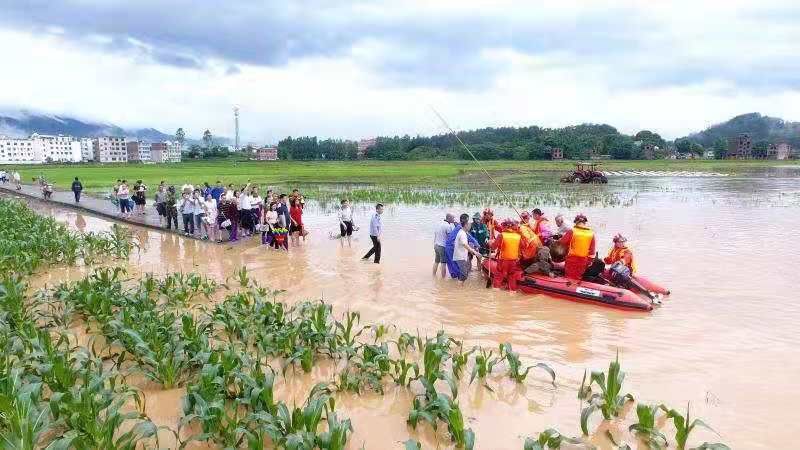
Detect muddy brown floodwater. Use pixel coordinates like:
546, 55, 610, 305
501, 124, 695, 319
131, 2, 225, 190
19, 171, 800, 449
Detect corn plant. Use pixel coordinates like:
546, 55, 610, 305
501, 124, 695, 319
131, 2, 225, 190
579, 353, 634, 435
629, 403, 668, 449
450, 343, 475, 381
334, 311, 364, 356
390, 358, 419, 387
408, 393, 474, 450
499, 343, 555, 385
395, 331, 417, 355
419, 332, 452, 398
47, 362, 157, 450
469, 347, 501, 385
662, 403, 729, 450
524, 428, 581, 450
0, 369, 49, 450
404, 439, 422, 450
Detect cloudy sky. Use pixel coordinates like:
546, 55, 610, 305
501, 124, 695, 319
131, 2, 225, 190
1, 0, 798, 142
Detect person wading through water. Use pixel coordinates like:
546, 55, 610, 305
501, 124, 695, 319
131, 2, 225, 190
362, 203, 384, 264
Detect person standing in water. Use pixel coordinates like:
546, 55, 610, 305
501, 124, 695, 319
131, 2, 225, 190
433, 213, 455, 278
468, 212, 489, 268
362, 203, 384, 264
339, 199, 355, 247
71, 177, 83, 202
453, 213, 483, 284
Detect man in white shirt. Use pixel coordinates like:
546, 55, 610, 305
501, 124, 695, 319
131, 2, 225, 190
453, 213, 483, 284
433, 213, 455, 278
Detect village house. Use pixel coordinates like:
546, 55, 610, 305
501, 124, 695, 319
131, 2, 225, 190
254, 146, 278, 161
727, 133, 752, 159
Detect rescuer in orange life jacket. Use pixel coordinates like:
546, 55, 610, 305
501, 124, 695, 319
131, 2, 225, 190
517, 211, 542, 270
490, 218, 523, 290
603, 234, 636, 273
558, 214, 596, 280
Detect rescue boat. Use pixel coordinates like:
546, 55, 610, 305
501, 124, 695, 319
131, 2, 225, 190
481, 260, 667, 312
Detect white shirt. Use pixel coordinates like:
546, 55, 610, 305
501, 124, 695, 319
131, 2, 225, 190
339, 206, 353, 222
192, 197, 204, 215
239, 194, 252, 210
203, 199, 218, 221
13, 172, 20, 181
265, 210, 278, 225
453, 228, 469, 261
434, 221, 454, 247
180, 197, 194, 214
251, 195, 263, 208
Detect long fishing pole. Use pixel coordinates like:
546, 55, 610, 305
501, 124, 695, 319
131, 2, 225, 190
429, 106, 523, 219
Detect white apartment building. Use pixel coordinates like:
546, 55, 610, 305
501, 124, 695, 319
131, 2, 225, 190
166, 141, 181, 162
0, 136, 39, 164
93, 136, 127, 163
79, 138, 94, 162
139, 141, 152, 162
30, 133, 81, 163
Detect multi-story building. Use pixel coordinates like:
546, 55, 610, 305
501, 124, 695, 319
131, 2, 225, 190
727, 133, 752, 159
150, 141, 181, 163
166, 141, 181, 162
254, 146, 279, 161
775, 142, 792, 160
30, 134, 81, 162
79, 138, 94, 162
357, 138, 376, 158
126, 141, 152, 162
93, 136, 127, 163
549, 147, 564, 160
0, 136, 38, 164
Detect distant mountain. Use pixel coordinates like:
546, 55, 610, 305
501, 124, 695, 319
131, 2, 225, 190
681, 113, 800, 148
0, 110, 175, 142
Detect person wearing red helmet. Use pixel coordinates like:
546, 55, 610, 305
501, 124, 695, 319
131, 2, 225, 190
517, 211, 541, 270
604, 234, 636, 273
558, 214, 596, 280
490, 218, 523, 290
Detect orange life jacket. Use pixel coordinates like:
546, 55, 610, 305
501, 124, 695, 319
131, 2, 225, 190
605, 246, 637, 273
567, 225, 594, 258
518, 224, 541, 259
533, 216, 549, 237
499, 231, 521, 260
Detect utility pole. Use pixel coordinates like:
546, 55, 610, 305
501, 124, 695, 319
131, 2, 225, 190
233, 106, 240, 151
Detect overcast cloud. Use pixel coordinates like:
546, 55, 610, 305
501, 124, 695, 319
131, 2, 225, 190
0, 0, 798, 142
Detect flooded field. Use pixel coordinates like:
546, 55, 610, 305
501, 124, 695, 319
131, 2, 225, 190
14, 169, 800, 449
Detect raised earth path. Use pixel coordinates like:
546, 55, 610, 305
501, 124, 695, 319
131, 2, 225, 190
0, 183, 205, 240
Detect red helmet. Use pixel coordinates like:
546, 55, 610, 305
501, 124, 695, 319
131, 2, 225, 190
574, 214, 588, 224
511, 220, 520, 229
613, 233, 627, 243
500, 218, 515, 229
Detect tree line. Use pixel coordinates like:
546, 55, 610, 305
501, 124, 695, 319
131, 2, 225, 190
273, 125, 673, 161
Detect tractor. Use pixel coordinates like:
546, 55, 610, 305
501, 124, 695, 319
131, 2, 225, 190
560, 162, 608, 184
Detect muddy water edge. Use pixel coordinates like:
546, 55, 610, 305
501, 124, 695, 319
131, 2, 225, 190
9, 171, 800, 450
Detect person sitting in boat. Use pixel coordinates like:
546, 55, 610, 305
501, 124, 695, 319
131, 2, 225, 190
553, 214, 570, 239
523, 244, 555, 278
532, 208, 552, 244
559, 214, 596, 281
604, 234, 635, 273
489, 219, 523, 291
517, 211, 542, 270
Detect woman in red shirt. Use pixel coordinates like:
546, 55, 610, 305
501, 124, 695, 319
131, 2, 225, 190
289, 198, 304, 246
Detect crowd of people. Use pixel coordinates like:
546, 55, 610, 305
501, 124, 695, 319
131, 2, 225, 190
109, 180, 309, 247
0, 170, 24, 190
432, 207, 639, 291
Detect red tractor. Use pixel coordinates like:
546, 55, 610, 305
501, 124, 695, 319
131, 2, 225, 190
560, 163, 608, 184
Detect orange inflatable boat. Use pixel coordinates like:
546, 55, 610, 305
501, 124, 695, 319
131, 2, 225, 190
482, 260, 669, 312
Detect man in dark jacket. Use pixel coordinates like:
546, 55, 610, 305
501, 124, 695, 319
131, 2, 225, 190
71, 177, 83, 202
